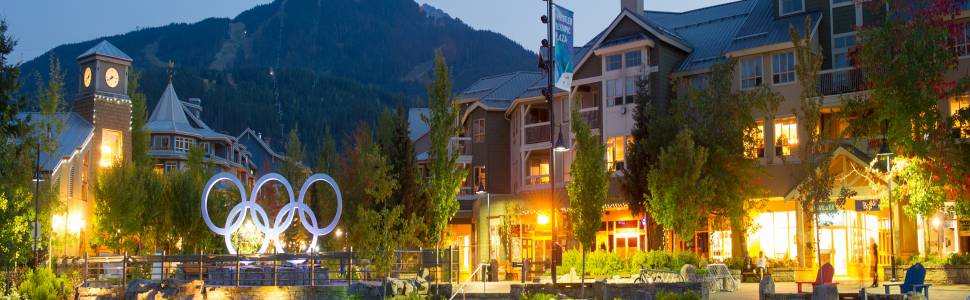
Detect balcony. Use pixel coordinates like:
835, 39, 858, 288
817, 67, 868, 96
450, 137, 473, 164
579, 108, 601, 129
524, 123, 551, 144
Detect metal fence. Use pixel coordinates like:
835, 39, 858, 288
52, 248, 459, 289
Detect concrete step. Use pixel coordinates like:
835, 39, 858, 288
451, 293, 512, 299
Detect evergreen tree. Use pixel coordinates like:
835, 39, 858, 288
311, 126, 341, 250
566, 101, 609, 296
0, 19, 35, 268
421, 51, 466, 248
280, 127, 308, 187
128, 71, 151, 166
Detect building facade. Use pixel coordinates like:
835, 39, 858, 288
445, 0, 970, 280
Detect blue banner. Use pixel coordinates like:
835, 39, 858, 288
553, 4, 574, 91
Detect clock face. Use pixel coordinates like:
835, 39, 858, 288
83, 67, 92, 88
105, 67, 120, 88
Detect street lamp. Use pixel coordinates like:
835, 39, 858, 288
477, 182, 491, 268
876, 142, 899, 282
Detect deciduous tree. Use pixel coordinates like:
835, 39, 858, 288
566, 100, 609, 295
422, 51, 466, 248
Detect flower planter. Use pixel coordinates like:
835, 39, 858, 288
883, 265, 970, 284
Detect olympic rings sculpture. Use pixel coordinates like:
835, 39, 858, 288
201, 172, 342, 255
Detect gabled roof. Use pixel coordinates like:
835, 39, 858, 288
725, 0, 821, 53
145, 82, 232, 141
77, 40, 132, 61
456, 71, 546, 109
18, 112, 94, 173
644, 0, 755, 72
236, 128, 284, 160
407, 108, 431, 142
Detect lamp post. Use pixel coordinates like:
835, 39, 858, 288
477, 183, 491, 267
877, 142, 898, 282
540, 0, 570, 284
32, 125, 50, 267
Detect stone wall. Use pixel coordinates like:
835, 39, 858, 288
510, 282, 708, 300
883, 265, 970, 284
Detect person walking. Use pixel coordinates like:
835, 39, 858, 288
870, 238, 879, 288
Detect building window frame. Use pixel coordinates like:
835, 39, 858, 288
474, 166, 487, 191
951, 94, 970, 138
747, 120, 766, 159
771, 51, 796, 85
174, 136, 194, 152
831, 0, 853, 8
625, 50, 642, 68
740, 56, 764, 90
832, 32, 857, 69
472, 118, 486, 143
774, 116, 799, 157
152, 135, 171, 150
606, 54, 623, 71
779, 0, 805, 16
952, 22, 970, 59
606, 135, 631, 172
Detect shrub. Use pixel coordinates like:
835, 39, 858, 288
17, 268, 69, 300
721, 257, 746, 270
520, 292, 557, 300
656, 290, 701, 300
559, 249, 582, 275
944, 253, 970, 266
585, 251, 625, 276
671, 252, 702, 270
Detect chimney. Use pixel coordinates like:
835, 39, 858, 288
621, 0, 643, 13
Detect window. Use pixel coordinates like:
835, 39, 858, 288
472, 118, 486, 143
689, 75, 708, 90
474, 166, 487, 191
528, 158, 550, 184
756, 211, 798, 259
164, 162, 178, 173
607, 136, 631, 172
746, 121, 766, 159
606, 54, 622, 71
526, 107, 549, 124
953, 23, 970, 58
201, 142, 211, 155
772, 52, 796, 84
624, 77, 637, 104
774, 117, 798, 157
833, 33, 857, 68
779, 0, 804, 16
174, 136, 194, 152
152, 135, 170, 150
952, 95, 970, 138
606, 77, 639, 106
99, 129, 122, 167
625, 50, 642, 68
831, 0, 852, 6
740, 56, 763, 90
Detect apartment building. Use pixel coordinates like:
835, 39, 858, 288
448, 0, 970, 280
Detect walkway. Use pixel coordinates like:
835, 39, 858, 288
712, 281, 970, 300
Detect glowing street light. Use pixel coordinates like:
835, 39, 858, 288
537, 212, 550, 225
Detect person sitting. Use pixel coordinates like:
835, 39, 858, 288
756, 252, 769, 280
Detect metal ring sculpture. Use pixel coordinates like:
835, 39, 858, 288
201, 172, 342, 255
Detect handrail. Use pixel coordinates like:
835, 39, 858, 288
450, 263, 487, 300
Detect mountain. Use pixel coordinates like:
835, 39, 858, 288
19, 0, 536, 154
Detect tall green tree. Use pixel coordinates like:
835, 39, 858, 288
852, 0, 970, 219
377, 105, 427, 239
566, 101, 609, 295
128, 71, 151, 166
311, 126, 341, 250
421, 51, 466, 248
162, 146, 212, 253
621, 74, 664, 250
280, 127, 308, 186
646, 128, 712, 241
0, 19, 35, 268
93, 161, 164, 253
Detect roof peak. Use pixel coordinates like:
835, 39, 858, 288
77, 40, 132, 61
644, 0, 750, 15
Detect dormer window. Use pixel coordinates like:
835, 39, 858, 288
779, 0, 804, 16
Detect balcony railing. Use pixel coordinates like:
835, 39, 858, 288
579, 108, 600, 129
524, 123, 551, 144
817, 67, 868, 96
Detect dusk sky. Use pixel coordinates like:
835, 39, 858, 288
2, 0, 733, 63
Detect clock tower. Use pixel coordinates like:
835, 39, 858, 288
73, 40, 133, 167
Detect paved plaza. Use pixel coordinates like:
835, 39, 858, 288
712, 282, 970, 300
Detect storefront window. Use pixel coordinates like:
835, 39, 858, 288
756, 211, 797, 260
99, 129, 122, 167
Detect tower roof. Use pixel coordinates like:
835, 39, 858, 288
145, 82, 231, 140
77, 40, 132, 61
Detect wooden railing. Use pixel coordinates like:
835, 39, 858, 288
524, 123, 551, 144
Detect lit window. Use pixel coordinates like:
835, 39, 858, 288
99, 129, 122, 167
833, 34, 857, 68
740, 56, 763, 90
746, 121, 766, 159
774, 117, 798, 157
607, 136, 630, 171
772, 52, 796, 84
756, 211, 798, 259
952, 23, 970, 58
952, 95, 970, 138
625, 50, 642, 68
779, 0, 804, 16
474, 166, 487, 191
528, 158, 550, 185
606, 54, 622, 71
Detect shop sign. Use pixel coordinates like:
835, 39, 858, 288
854, 199, 880, 211
815, 201, 837, 213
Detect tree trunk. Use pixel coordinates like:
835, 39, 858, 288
581, 247, 587, 299
730, 219, 747, 259
646, 222, 664, 250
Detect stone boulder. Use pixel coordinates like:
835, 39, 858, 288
758, 275, 775, 300
811, 283, 838, 300
123, 278, 203, 300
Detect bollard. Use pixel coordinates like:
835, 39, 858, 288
121, 251, 128, 290
309, 250, 315, 287
161, 250, 166, 280
272, 248, 278, 286
198, 250, 204, 282
235, 252, 241, 287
